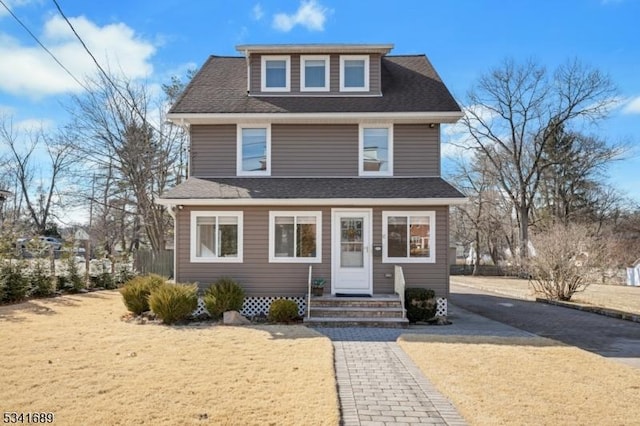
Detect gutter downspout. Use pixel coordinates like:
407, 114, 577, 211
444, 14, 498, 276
167, 205, 178, 281
244, 50, 250, 93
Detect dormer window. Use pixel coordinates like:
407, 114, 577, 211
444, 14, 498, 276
340, 55, 369, 92
261, 56, 290, 92
301, 55, 329, 92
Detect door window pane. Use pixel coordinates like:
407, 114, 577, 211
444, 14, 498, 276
341, 218, 363, 267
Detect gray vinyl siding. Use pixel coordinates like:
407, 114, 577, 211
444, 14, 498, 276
394, 124, 441, 176
189, 123, 441, 178
249, 53, 381, 96
175, 205, 450, 298
190, 125, 236, 177
271, 124, 358, 176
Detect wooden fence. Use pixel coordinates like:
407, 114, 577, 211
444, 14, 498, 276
134, 249, 174, 278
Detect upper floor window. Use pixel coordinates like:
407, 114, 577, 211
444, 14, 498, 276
261, 56, 290, 92
359, 124, 393, 176
340, 55, 369, 92
237, 125, 270, 176
382, 211, 435, 263
191, 211, 243, 263
301, 55, 330, 92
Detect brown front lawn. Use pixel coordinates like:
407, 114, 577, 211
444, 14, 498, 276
399, 335, 640, 426
0, 291, 339, 425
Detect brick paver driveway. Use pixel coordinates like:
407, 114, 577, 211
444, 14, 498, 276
451, 283, 640, 368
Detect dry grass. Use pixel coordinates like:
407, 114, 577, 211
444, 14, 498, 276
398, 335, 640, 426
451, 275, 640, 315
0, 291, 339, 425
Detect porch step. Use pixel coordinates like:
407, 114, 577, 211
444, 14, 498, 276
304, 316, 409, 328
310, 306, 404, 318
305, 294, 407, 328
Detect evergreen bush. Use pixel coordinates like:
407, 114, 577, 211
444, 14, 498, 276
120, 274, 166, 315
268, 299, 299, 323
148, 282, 198, 324
30, 261, 54, 297
203, 277, 245, 319
0, 263, 30, 303
404, 287, 437, 323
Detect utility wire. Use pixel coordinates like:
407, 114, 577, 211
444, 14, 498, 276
0, 0, 90, 92
51, 0, 168, 137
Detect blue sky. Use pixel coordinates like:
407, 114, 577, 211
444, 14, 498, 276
1, 0, 639, 206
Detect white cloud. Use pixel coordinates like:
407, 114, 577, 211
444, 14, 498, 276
272, 0, 329, 32
252, 3, 264, 21
0, 15, 155, 97
0, 0, 35, 18
622, 96, 640, 114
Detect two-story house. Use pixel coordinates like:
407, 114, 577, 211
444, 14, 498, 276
158, 43, 465, 323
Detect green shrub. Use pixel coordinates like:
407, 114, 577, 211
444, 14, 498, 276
203, 277, 245, 319
65, 256, 85, 293
30, 261, 54, 297
404, 287, 437, 323
268, 299, 299, 323
120, 274, 166, 315
0, 263, 30, 303
148, 282, 198, 324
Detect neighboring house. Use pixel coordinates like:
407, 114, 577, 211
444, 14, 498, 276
158, 43, 465, 319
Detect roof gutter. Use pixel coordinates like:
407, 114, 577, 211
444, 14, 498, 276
166, 111, 464, 125
155, 197, 468, 207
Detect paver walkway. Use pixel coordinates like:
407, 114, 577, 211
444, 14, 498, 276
314, 305, 533, 425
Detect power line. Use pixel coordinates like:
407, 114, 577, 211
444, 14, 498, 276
51, 0, 166, 137
0, 0, 89, 92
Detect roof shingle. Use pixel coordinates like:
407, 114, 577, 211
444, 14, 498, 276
169, 55, 461, 114
160, 177, 465, 200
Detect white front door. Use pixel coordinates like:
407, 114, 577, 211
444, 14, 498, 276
331, 209, 372, 295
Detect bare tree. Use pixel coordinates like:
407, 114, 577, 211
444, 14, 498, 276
64, 72, 184, 253
0, 116, 73, 235
463, 58, 617, 258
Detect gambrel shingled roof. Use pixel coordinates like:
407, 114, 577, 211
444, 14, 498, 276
169, 55, 461, 114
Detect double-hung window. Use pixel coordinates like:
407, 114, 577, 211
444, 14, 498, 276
382, 211, 435, 263
359, 124, 393, 176
261, 55, 290, 92
191, 211, 243, 263
237, 124, 270, 176
269, 211, 322, 263
301, 55, 329, 91
340, 55, 369, 91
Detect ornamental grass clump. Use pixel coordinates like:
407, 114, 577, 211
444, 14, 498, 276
148, 282, 198, 325
268, 299, 299, 323
203, 277, 245, 319
120, 274, 166, 315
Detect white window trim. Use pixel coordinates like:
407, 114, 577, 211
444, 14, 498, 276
269, 211, 322, 263
236, 124, 271, 176
359, 123, 393, 176
340, 55, 370, 92
382, 211, 436, 264
190, 211, 244, 263
300, 55, 330, 92
261, 55, 290, 92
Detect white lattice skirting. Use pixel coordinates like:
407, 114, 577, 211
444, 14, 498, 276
193, 296, 307, 318
436, 297, 447, 317
193, 296, 446, 318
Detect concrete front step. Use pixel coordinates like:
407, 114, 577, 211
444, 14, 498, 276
309, 295, 402, 309
310, 306, 405, 318
304, 316, 409, 328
